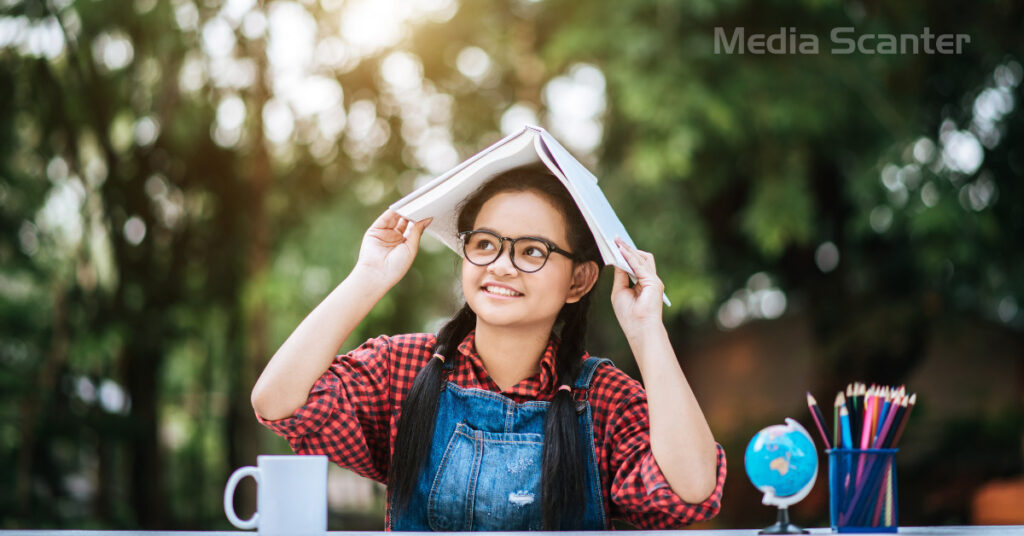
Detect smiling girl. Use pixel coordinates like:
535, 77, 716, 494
251, 167, 726, 530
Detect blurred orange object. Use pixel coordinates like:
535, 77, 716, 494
971, 477, 1024, 524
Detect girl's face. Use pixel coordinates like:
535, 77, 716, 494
462, 190, 596, 333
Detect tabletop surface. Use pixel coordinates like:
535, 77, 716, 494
2, 528, 1024, 535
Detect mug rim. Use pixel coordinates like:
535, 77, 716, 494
256, 454, 328, 461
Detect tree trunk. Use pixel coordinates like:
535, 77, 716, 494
125, 324, 166, 528
15, 283, 69, 513
227, 35, 273, 517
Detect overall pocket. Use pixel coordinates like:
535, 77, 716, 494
427, 422, 545, 531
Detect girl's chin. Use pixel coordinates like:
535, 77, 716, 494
471, 301, 525, 321
471, 303, 559, 330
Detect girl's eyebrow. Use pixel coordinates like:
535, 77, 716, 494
475, 226, 557, 243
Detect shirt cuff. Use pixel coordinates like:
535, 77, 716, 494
641, 442, 727, 520
254, 372, 342, 438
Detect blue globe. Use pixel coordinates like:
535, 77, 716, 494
744, 418, 818, 507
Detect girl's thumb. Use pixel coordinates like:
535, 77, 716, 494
404, 217, 432, 250
403, 217, 431, 235
612, 266, 629, 290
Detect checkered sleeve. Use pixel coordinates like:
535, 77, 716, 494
607, 390, 727, 529
255, 335, 392, 484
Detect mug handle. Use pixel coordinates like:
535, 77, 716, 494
224, 466, 260, 529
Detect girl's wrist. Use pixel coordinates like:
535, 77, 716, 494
346, 265, 395, 298
623, 316, 664, 338
623, 320, 667, 351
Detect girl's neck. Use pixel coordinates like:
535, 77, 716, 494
473, 321, 554, 392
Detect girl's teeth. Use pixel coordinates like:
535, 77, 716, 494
486, 286, 520, 296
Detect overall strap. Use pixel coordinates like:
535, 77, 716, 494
574, 357, 611, 390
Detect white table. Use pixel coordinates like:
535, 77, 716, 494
3, 528, 1024, 535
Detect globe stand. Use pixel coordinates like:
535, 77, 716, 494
759, 506, 808, 534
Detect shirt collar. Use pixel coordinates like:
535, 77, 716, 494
457, 329, 560, 398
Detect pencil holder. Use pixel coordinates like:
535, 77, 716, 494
827, 449, 898, 533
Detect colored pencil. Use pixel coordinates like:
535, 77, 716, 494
849, 383, 862, 447
888, 393, 916, 447
885, 465, 894, 525
833, 392, 841, 448
859, 387, 877, 450
880, 396, 908, 448
839, 399, 853, 449
870, 385, 881, 439
807, 392, 832, 449
870, 462, 894, 526
875, 387, 892, 444
871, 394, 902, 449
846, 384, 855, 446
854, 387, 877, 488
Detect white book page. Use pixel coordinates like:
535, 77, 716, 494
539, 131, 671, 306
533, 137, 621, 270
390, 129, 540, 253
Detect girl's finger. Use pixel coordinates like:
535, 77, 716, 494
636, 250, 655, 270
615, 237, 645, 260
616, 240, 644, 273
617, 239, 658, 276
372, 209, 400, 230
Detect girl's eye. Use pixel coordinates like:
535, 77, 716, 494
522, 245, 545, 258
473, 238, 497, 250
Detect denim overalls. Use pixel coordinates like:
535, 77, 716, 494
389, 356, 611, 531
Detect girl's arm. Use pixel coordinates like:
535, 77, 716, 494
621, 321, 719, 503
610, 238, 719, 504
251, 210, 431, 421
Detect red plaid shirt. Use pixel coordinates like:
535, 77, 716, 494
257, 330, 726, 529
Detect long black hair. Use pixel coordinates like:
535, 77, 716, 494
386, 166, 602, 529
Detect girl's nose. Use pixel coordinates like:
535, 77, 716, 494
487, 247, 518, 276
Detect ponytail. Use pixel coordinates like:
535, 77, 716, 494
387, 303, 476, 515
541, 292, 592, 529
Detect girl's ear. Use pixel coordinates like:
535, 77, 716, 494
565, 260, 600, 303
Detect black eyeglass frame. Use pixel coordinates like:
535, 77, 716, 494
457, 229, 577, 273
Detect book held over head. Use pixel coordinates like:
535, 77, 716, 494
390, 124, 671, 306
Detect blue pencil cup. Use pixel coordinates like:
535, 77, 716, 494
827, 449, 899, 533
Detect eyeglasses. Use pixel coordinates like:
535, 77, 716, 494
458, 229, 576, 273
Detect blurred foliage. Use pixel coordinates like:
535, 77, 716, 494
1, 0, 1022, 529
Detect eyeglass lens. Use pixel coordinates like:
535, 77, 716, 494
464, 232, 551, 272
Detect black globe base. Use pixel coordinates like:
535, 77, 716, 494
759, 506, 808, 534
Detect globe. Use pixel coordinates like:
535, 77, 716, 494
745, 417, 818, 508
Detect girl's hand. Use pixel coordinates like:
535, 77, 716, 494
353, 210, 432, 291
610, 237, 665, 338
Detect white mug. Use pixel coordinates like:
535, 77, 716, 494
224, 455, 328, 536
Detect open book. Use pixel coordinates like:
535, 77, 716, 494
390, 125, 670, 306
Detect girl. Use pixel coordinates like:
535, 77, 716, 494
251, 167, 726, 530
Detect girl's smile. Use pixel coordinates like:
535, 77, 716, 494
481, 282, 524, 298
